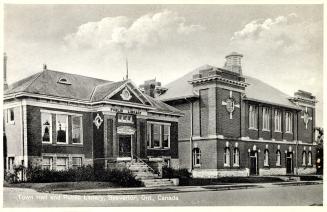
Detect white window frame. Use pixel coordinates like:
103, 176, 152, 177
72, 115, 83, 145
308, 151, 312, 166
72, 157, 83, 168
147, 122, 171, 149
233, 148, 240, 167
41, 112, 52, 144
274, 110, 282, 132
7, 108, 15, 124
42, 157, 53, 170
264, 149, 269, 167
193, 148, 201, 167
224, 147, 230, 167
302, 151, 306, 166
56, 157, 68, 171
153, 124, 161, 148
285, 112, 293, 133
262, 107, 270, 131
249, 105, 258, 130
56, 114, 69, 144
162, 125, 170, 149
276, 150, 281, 166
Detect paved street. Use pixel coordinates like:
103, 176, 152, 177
2, 183, 323, 207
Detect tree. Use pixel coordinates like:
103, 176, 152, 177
315, 127, 323, 175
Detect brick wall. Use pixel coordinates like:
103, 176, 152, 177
297, 107, 314, 143
178, 140, 190, 169
172, 102, 191, 140
199, 89, 209, 137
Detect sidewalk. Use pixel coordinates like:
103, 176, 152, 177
52, 180, 323, 196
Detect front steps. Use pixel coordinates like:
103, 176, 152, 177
128, 162, 177, 187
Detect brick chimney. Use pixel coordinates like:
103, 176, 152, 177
139, 79, 167, 98
224, 52, 243, 75
3, 53, 8, 90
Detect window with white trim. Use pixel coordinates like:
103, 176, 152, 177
56, 157, 68, 171
233, 148, 240, 167
41, 113, 52, 143
224, 147, 230, 167
117, 114, 133, 124
72, 157, 82, 168
285, 112, 293, 133
274, 110, 282, 132
147, 122, 171, 149
249, 105, 258, 129
276, 150, 281, 166
308, 151, 312, 166
42, 157, 53, 170
56, 114, 68, 143
193, 148, 201, 167
262, 107, 270, 131
264, 149, 269, 167
302, 151, 306, 166
72, 116, 82, 144
7, 108, 15, 124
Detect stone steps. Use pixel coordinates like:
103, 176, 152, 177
142, 179, 176, 187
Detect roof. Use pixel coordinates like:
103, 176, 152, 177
4, 69, 182, 115
157, 65, 300, 109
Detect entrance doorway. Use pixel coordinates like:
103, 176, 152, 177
286, 152, 293, 174
118, 135, 132, 157
249, 151, 258, 175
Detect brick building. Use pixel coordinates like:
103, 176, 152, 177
3, 64, 182, 174
156, 52, 318, 178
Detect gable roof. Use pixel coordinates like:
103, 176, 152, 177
4, 69, 182, 115
157, 65, 300, 110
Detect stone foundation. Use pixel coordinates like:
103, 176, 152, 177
297, 166, 317, 175
192, 168, 249, 178
170, 159, 180, 169
259, 168, 286, 176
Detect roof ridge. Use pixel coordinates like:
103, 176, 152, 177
20, 71, 44, 92
46, 69, 111, 82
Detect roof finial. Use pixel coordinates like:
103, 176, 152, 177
125, 56, 129, 80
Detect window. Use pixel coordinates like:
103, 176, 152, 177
72, 157, 82, 168
264, 150, 269, 167
308, 151, 312, 166
41, 113, 52, 143
72, 116, 82, 144
262, 107, 270, 131
233, 148, 240, 167
249, 105, 258, 129
8, 157, 14, 170
302, 151, 306, 166
153, 124, 161, 148
56, 114, 68, 143
147, 122, 171, 149
7, 108, 15, 124
285, 112, 293, 133
276, 150, 281, 166
193, 148, 201, 167
117, 114, 133, 123
56, 157, 68, 171
274, 110, 282, 132
224, 147, 230, 167
162, 125, 170, 148
42, 157, 53, 170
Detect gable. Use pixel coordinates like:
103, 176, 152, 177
105, 84, 147, 105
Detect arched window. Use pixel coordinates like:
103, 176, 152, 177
224, 147, 230, 167
302, 151, 307, 166
276, 150, 281, 166
193, 148, 201, 167
264, 149, 269, 167
233, 148, 240, 167
308, 151, 312, 166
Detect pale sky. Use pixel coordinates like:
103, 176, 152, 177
4, 4, 323, 126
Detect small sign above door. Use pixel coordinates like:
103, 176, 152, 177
117, 126, 136, 135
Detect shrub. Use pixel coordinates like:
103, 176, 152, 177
162, 166, 174, 179
161, 167, 191, 185
25, 165, 143, 187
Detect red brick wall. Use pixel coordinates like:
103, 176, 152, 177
217, 88, 241, 138
199, 89, 209, 137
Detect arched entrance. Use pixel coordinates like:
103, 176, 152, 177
249, 150, 258, 175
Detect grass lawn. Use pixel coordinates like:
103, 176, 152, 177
4, 181, 120, 192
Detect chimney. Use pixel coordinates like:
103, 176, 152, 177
224, 52, 243, 75
139, 79, 167, 98
3, 53, 8, 90
43, 64, 47, 71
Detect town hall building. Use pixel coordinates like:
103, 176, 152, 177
156, 52, 318, 178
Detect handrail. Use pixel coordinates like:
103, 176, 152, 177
132, 154, 160, 176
